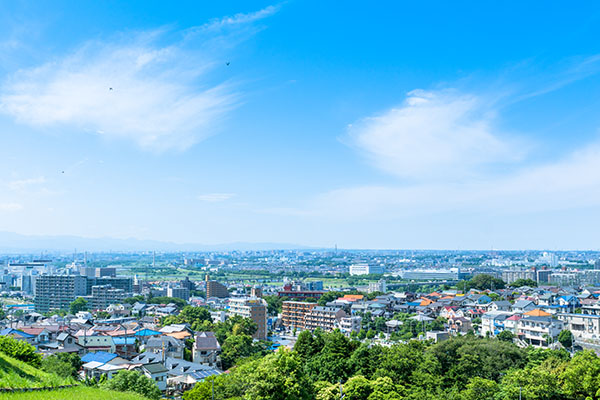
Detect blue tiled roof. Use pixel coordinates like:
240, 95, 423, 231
81, 351, 118, 364
0, 328, 34, 338
135, 329, 161, 337
113, 337, 137, 345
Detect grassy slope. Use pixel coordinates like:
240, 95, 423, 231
0, 386, 150, 400
0, 353, 74, 389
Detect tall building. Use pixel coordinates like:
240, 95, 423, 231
90, 285, 127, 310
167, 286, 190, 301
368, 279, 387, 294
349, 263, 385, 276
205, 275, 229, 298
228, 297, 268, 340
34, 275, 87, 313
304, 306, 347, 331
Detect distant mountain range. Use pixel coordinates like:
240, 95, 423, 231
0, 231, 314, 253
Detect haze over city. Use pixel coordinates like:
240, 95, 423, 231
2, 2, 600, 249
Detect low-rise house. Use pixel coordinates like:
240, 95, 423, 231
136, 362, 168, 391
145, 336, 185, 359
192, 332, 220, 367
511, 300, 536, 314
517, 315, 564, 347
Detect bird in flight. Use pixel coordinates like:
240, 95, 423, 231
109, 87, 113, 91
225, 62, 230, 66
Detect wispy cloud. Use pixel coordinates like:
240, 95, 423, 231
0, 32, 236, 151
197, 193, 236, 202
0, 203, 23, 212
7, 176, 46, 191
348, 89, 525, 181
0, 5, 281, 152
197, 5, 280, 32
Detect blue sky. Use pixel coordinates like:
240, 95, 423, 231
2, 1, 600, 249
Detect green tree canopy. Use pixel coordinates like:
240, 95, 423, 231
69, 297, 88, 314
101, 369, 162, 400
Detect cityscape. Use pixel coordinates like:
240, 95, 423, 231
2, 1, 600, 400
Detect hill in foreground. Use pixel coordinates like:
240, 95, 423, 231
0, 353, 73, 389
0, 386, 150, 400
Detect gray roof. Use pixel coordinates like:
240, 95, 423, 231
194, 332, 220, 351
146, 336, 183, 349
141, 362, 168, 374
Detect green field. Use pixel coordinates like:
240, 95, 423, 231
0, 386, 151, 400
0, 353, 74, 389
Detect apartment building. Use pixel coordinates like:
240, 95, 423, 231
557, 312, 600, 343
305, 306, 347, 331
281, 301, 317, 330
228, 297, 268, 340
167, 286, 190, 301
337, 315, 362, 334
90, 285, 127, 310
206, 275, 229, 298
34, 275, 87, 313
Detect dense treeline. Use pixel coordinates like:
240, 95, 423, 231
184, 331, 600, 400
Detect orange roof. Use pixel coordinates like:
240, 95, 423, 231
339, 294, 364, 302
166, 331, 192, 340
440, 296, 455, 300
428, 292, 441, 297
524, 309, 551, 317
419, 298, 433, 306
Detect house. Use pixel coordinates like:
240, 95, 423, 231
558, 295, 581, 313
136, 362, 168, 391
113, 337, 137, 358
511, 300, 536, 314
192, 332, 220, 367
480, 311, 512, 337
557, 312, 600, 343
487, 301, 511, 312
145, 336, 185, 359
517, 316, 564, 347
447, 316, 472, 335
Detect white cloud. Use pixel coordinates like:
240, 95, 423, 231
7, 176, 46, 191
197, 5, 280, 32
0, 203, 23, 211
349, 89, 525, 180
197, 193, 236, 202
0, 27, 244, 151
267, 140, 600, 220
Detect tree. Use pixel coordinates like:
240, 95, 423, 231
41, 355, 76, 378
102, 370, 162, 400
467, 274, 505, 290
69, 297, 88, 314
459, 377, 499, 400
557, 330, 573, 349
497, 330, 514, 342
244, 349, 314, 400
510, 278, 538, 288
42, 353, 82, 378
221, 334, 259, 370
0, 335, 42, 367
560, 350, 600, 399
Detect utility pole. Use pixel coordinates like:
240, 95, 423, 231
339, 380, 344, 399
212, 377, 214, 400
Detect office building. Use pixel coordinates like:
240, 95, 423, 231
349, 263, 385, 276
34, 275, 87, 313
228, 297, 268, 340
